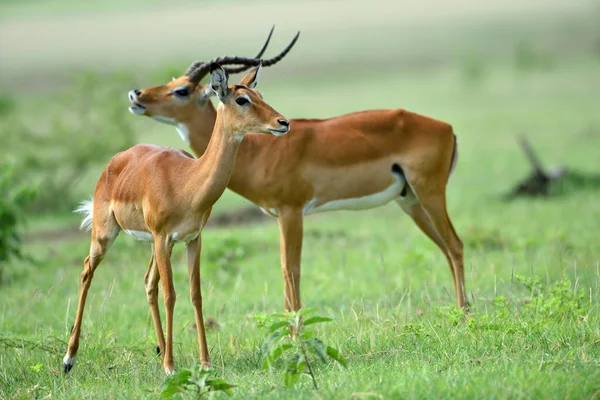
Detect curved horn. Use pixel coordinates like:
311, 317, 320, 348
184, 25, 275, 83
223, 31, 301, 74
188, 31, 300, 84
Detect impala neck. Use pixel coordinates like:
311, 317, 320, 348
185, 100, 218, 156
188, 110, 244, 207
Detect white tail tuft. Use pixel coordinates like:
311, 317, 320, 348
74, 198, 94, 231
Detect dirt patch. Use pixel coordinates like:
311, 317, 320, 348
24, 206, 270, 244
23, 226, 84, 243
205, 206, 269, 228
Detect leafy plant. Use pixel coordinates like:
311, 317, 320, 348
516, 274, 585, 318
0, 161, 36, 279
256, 309, 347, 389
435, 305, 468, 326
160, 366, 235, 398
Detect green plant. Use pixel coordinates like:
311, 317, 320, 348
435, 305, 468, 326
516, 275, 585, 318
0, 162, 36, 276
160, 366, 235, 398
256, 309, 347, 389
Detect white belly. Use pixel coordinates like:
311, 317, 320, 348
124, 230, 154, 242
303, 177, 405, 216
123, 230, 199, 243
260, 207, 278, 217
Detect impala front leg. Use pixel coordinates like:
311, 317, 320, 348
277, 207, 304, 313
186, 235, 211, 369
144, 249, 165, 358
154, 236, 177, 375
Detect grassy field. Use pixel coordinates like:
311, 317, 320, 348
1, 1, 600, 399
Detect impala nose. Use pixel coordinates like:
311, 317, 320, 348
278, 119, 289, 128
134, 89, 142, 96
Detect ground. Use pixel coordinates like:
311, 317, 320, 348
1, 1, 600, 399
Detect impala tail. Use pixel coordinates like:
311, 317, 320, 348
74, 198, 93, 231
449, 134, 458, 180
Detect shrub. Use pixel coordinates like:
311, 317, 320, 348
256, 309, 347, 389
160, 367, 235, 398
0, 162, 36, 280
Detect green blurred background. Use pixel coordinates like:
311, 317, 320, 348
1, 1, 600, 398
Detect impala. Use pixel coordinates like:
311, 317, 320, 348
128, 33, 468, 317
64, 62, 289, 374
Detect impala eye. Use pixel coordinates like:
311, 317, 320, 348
173, 88, 189, 97
235, 97, 250, 106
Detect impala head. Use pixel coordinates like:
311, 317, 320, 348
210, 62, 289, 137
127, 28, 300, 128
128, 75, 209, 126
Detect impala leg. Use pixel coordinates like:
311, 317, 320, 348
277, 208, 303, 313
416, 192, 468, 309
63, 228, 117, 373
395, 198, 458, 292
144, 249, 166, 358
186, 236, 211, 369
154, 236, 177, 375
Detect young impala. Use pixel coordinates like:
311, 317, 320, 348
128, 34, 468, 318
64, 62, 290, 375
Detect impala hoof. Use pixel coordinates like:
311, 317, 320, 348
202, 362, 212, 371
63, 355, 76, 373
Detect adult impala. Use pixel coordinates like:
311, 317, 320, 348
128, 35, 468, 314
64, 62, 290, 374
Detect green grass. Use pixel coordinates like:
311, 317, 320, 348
1, 39, 600, 400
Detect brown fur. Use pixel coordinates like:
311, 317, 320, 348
131, 72, 467, 324
64, 65, 288, 374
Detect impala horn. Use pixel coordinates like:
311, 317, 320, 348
187, 30, 300, 85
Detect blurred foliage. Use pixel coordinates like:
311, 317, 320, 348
513, 39, 555, 72
0, 162, 36, 282
203, 237, 248, 278
460, 52, 487, 88
0, 95, 16, 116
0, 71, 136, 213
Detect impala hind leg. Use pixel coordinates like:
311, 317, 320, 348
412, 189, 468, 309
396, 197, 459, 300
63, 220, 119, 373
154, 236, 177, 375
186, 236, 210, 369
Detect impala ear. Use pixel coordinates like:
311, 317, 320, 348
239, 61, 262, 89
209, 63, 230, 100
198, 84, 217, 104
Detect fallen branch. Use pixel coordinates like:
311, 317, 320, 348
504, 135, 600, 199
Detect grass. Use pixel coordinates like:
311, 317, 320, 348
1, 57, 599, 399
1, 4, 600, 398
